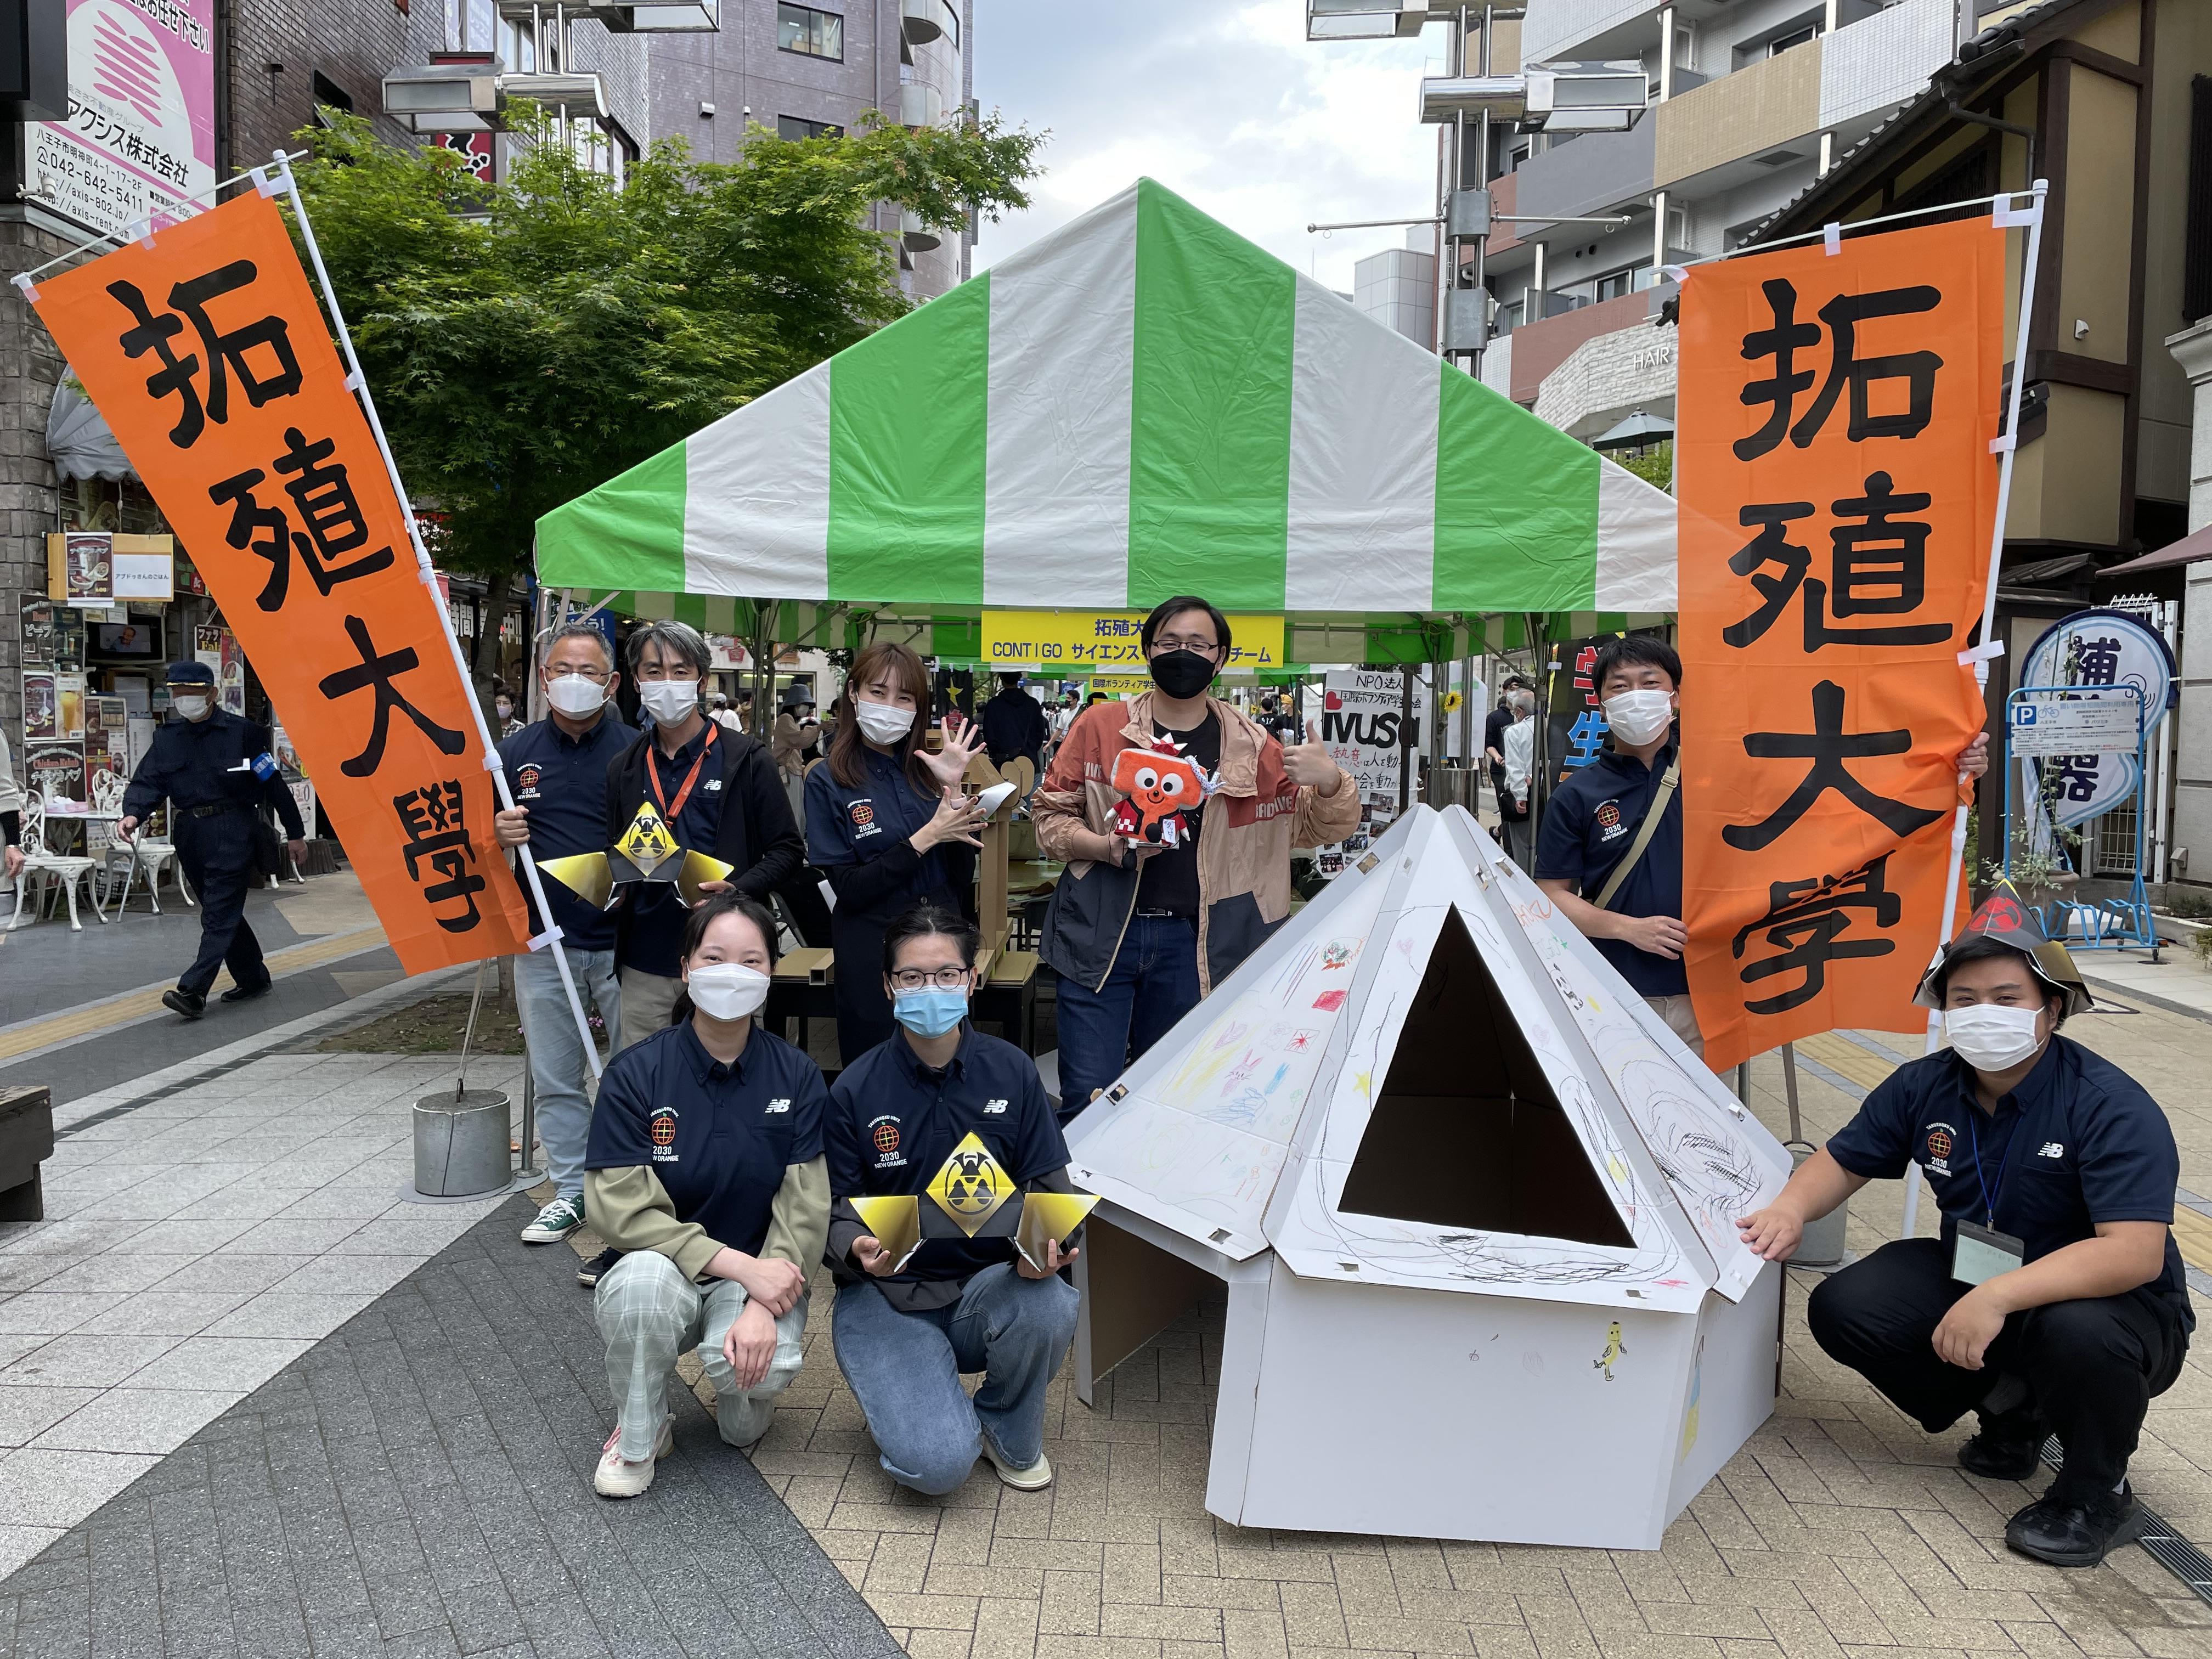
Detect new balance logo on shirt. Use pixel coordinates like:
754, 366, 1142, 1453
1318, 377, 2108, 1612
983, 1098, 1008, 1115
766, 1098, 792, 1114
2039, 1142, 2064, 1158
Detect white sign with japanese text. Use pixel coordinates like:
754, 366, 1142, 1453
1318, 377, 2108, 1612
2007, 696, 2141, 758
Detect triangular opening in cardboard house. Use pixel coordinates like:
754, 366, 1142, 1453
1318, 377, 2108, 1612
1340, 906, 1633, 1248
1064, 805, 1792, 1548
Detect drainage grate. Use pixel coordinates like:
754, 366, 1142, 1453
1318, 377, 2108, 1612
2041, 1436, 2212, 1605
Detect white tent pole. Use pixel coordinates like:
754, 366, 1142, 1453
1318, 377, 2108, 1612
1901, 179, 2047, 1242
269, 151, 603, 1081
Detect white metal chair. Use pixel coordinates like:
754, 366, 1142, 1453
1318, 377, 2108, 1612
97, 795, 191, 918
9, 793, 104, 932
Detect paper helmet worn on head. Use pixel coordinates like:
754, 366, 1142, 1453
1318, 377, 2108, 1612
1912, 883, 2092, 1019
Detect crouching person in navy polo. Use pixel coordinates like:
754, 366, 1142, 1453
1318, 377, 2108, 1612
584, 894, 831, 1499
1737, 894, 2192, 1567
827, 902, 1083, 1496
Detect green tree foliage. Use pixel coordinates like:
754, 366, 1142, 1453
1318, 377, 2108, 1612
1612, 440, 1672, 493
287, 108, 1043, 678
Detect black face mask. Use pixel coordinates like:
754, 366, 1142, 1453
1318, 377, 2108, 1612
1147, 648, 1217, 700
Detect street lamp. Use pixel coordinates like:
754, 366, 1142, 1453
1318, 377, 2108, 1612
381, 58, 505, 134
559, 0, 720, 30
1418, 65, 1648, 131
1418, 56, 1646, 364
1308, 3, 1649, 373
1305, 0, 1438, 40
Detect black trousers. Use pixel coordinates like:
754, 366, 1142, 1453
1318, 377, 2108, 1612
1807, 1238, 2190, 1500
831, 911, 895, 1065
173, 826, 266, 999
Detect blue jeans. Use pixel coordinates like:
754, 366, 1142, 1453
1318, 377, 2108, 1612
831, 1265, 1079, 1495
1053, 913, 1201, 1120
514, 946, 620, 1201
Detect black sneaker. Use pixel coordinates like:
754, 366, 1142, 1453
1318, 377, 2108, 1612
577, 1247, 622, 1289
1959, 1410, 2045, 1481
162, 988, 206, 1021
221, 976, 273, 1003
2005, 1485, 2142, 1567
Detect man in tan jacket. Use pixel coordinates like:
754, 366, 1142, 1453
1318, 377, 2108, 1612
1031, 596, 1360, 1119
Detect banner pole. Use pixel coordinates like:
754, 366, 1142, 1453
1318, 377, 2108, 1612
1900, 178, 2048, 1242
268, 151, 603, 1082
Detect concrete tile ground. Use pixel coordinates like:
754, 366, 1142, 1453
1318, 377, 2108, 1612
0, 1197, 899, 1659
0, 1052, 522, 1578
7, 966, 2212, 1656
540, 983, 2212, 1659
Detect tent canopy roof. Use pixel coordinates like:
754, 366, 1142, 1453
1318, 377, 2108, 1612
537, 179, 1677, 621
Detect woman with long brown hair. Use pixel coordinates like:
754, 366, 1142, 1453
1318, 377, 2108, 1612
804, 641, 988, 1061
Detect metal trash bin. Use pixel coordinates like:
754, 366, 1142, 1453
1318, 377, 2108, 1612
413, 1088, 512, 1199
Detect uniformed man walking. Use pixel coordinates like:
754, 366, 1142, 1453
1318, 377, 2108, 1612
1737, 894, 2192, 1566
117, 662, 306, 1020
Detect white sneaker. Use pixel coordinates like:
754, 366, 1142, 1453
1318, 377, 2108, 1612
980, 1436, 1053, 1491
594, 1415, 673, 1498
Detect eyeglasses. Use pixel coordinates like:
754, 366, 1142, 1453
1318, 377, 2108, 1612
1151, 634, 1221, 656
888, 967, 971, 991
548, 665, 611, 684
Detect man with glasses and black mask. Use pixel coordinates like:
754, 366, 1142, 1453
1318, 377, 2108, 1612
492, 622, 633, 1248
1032, 595, 1360, 1119
117, 661, 305, 1022
600, 621, 805, 1052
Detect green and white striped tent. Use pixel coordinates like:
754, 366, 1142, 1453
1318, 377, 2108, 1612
534, 178, 1675, 631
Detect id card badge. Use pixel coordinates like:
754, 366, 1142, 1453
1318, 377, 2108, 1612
1952, 1220, 2025, 1286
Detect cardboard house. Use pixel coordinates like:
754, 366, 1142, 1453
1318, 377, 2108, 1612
1063, 805, 1791, 1549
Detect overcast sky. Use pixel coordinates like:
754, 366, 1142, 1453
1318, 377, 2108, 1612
970, 2, 1447, 292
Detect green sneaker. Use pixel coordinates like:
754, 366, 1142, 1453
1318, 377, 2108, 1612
521, 1195, 585, 1244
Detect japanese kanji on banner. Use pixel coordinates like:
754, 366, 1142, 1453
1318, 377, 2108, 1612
29, 189, 532, 973
1677, 218, 2002, 1071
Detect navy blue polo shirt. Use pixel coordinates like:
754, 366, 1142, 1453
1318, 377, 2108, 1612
627, 722, 730, 978
1827, 1036, 2191, 1323
499, 710, 633, 951
1534, 739, 1685, 997
586, 1021, 828, 1259
827, 1025, 1068, 1285
804, 748, 960, 917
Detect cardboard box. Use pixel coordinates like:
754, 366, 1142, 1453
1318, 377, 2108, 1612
1065, 804, 1791, 1548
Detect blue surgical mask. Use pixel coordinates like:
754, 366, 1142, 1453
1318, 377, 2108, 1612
893, 987, 968, 1038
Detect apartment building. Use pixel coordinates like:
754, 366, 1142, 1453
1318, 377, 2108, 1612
1476, 0, 1970, 428
645, 0, 976, 297
1743, 0, 2211, 887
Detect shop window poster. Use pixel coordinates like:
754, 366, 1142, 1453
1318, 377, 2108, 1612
25, 742, 87, 804
22, 672, 57, 740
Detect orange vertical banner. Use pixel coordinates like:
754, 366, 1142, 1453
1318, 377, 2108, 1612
1677, 218, 2004, 1072
30, 189, 532, 973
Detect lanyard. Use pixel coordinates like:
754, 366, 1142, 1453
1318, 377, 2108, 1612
1966, 1105, 2022, 1229
648, 723, 718, 826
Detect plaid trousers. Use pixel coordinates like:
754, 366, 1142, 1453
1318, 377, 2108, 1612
594, 1249, 808, 1460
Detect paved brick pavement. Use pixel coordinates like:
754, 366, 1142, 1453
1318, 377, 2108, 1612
544, 989, 2212, 1659
0, 1194, 901, 1659
0, 1051, 524, 1577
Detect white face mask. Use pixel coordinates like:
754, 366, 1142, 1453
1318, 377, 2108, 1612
173, 694, 212, 721
1944, 1003, 2045, 1071
640, 680, 698, 725
854, 698, 916, 745
686, 962, 770, 1022
546, 673, 607, 717
1602, 688, 1675, 746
